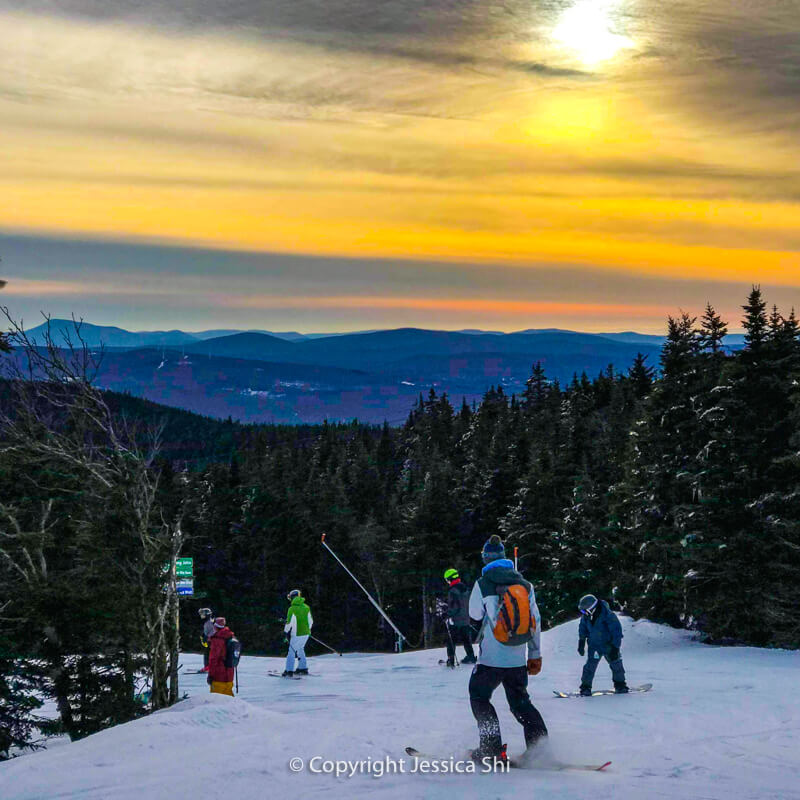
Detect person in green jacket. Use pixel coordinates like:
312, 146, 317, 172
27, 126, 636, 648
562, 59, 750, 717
282, 589, 313, 677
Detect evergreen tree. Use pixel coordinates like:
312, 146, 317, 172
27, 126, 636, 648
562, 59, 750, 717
699, 303, 728, 355
628, 353, 655, 399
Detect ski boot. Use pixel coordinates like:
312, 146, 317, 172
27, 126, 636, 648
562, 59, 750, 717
579, 684, 592, 697
469, 743, 508, 768
295, 668, 309, 676
281, 670, 294, 678
614, 682, 629, 694
445, 659, 455, 669
461, 655, 477, 664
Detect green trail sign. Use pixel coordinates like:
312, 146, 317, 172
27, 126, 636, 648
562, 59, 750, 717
175, 557, 193, 578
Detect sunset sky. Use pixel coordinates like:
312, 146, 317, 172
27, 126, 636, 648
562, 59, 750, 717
2, 0, 800, 332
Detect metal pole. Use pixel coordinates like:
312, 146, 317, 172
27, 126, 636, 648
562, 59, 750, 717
320, 534, 407, 649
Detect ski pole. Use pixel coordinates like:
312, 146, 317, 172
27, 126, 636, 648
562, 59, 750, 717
310, 634, 343, 656
235, 666, 239, 695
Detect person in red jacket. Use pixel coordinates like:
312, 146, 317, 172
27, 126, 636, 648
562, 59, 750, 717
207, 616, 235, 696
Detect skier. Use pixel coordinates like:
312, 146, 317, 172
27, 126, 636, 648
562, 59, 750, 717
207, 616, 236, 696
468, 535, 547, 764
577, 594, 629, 695
443, 568, 476, 667
198, 607, 215, 673
282, 589, 313, 677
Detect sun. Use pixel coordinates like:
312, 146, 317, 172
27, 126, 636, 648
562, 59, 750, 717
552, 0, 634, 66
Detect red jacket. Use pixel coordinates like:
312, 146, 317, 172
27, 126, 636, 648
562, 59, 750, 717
208, 627, 235, 683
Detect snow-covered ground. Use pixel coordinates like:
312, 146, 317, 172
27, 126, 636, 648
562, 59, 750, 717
3, 617, 800, 799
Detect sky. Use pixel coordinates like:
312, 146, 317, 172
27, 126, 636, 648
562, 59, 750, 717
1, 0, 800, 333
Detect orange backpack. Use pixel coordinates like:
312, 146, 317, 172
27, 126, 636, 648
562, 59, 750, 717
492, 584, 535, 646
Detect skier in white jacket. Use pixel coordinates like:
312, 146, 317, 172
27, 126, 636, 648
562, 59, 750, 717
468, 535, 548, 763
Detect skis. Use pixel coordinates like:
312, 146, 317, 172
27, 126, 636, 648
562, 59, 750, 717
267, 671, 320, 679
405, 747, 611, 773
554, 682, 652, 698
513, 757, 612, 772
186, 669, 209, 674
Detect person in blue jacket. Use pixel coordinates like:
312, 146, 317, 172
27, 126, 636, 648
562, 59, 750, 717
577, 594, 629, 695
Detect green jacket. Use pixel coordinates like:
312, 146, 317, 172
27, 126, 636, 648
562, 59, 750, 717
285, 596, 313, 637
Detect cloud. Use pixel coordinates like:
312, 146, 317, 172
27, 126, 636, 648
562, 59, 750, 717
1, 0, 800, 311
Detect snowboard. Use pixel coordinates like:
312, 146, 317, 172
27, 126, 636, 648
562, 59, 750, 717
553, 682, 652, 698
405, 747, 611, 772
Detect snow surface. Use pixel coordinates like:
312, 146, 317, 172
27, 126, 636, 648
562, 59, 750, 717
3, 617, 800, 799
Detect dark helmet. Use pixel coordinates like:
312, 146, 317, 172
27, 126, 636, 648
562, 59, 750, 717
578, 594, 598, 615
198, 607, 213, 619
287, 589, 301, 600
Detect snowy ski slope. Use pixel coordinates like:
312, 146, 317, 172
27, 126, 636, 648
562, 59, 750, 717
2, 616, 799, 799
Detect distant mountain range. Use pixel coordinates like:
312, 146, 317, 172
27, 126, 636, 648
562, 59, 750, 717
12, 320, 745, 424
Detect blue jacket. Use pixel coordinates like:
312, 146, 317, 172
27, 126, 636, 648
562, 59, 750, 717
578, 600, 623, 653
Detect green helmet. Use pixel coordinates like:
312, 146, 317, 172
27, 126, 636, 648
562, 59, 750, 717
443, 568, 459, 581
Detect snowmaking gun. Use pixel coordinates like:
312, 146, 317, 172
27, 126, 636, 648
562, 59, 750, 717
320, 533, 408, 653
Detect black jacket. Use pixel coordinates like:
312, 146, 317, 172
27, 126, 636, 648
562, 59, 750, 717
447, 581, 471, 626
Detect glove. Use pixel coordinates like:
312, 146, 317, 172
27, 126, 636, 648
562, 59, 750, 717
445, 618, 454, 627
206, 674, 213, 686
284, 636, 289, 644
607, 645, 621, 662
527, 657, 542, 676
578, 641, 585, 657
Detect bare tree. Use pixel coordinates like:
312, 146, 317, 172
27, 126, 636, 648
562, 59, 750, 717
0, 311, 184, 736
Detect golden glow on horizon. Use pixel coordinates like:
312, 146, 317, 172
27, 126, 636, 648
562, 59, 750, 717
6, 278, 668, 318
223, 294, 670, 317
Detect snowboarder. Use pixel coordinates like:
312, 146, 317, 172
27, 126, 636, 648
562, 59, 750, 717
467, 535, 547, 764
283, 589, 313, 677
577, 594, 629, 695
198, 607, 215, 673
207, 616, 236, 696
443, 568, 476, 667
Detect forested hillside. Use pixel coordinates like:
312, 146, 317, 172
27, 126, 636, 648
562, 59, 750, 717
2, 287, 798, 757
